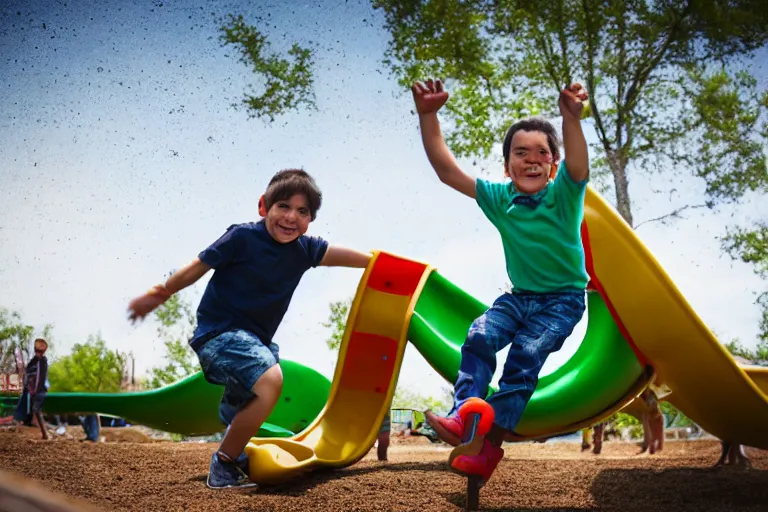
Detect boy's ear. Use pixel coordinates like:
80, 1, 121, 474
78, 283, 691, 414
549, 162, 558, 180
258, 195, 268, 217
503, 162, 512, 180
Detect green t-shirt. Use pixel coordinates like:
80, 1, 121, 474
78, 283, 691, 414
475, 161, 589, 293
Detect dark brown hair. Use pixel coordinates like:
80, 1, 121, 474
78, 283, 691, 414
263, 169, 322, 220
502, 118, 561, 164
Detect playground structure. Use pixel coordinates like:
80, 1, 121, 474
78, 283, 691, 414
0, 348, 25, 394
390, 408, 439, 441
1, 185, 767, 487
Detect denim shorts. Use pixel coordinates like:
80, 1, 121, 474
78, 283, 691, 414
194, 329, 279, 421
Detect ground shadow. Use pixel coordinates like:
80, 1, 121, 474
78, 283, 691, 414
590, 467, 768, 511
253, 460, 449, 496
438, 466, 768, 512
443, 490, 588, 512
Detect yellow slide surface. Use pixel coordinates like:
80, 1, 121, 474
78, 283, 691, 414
244, 251, 432, 485
584, 188, 768, 449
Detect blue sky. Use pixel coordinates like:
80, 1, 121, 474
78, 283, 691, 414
1, 0, 766, 400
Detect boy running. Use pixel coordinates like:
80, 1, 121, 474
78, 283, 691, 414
128, 169, 371, 489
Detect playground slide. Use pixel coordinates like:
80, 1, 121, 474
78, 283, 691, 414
743, 366, 768, 395
582, 187, 768, 449
0, 361, 331, 438
243, 252, 432, 485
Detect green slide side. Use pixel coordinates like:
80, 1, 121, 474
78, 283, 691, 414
409, 271, 644, 436
1, 359, 330, 438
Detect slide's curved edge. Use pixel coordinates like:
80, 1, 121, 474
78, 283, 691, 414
244, 251, 432, 485
743, 366, 768, 395
583, 187, 768, 449
4, 360, 331, 438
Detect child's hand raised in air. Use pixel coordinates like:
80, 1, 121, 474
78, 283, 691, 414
559, 83, 589, 121
412, 79, 449, 115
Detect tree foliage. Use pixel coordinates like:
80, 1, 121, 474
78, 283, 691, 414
321, 298, 352, 352
725, 338, 768, 365
372, 0, 768, 226
722, 224, 768, 341
147, 293, 199, 389
0, 308, 53, 373
392, 386, 453, 414
219, 14, 317, 123
48, 334, 126, 393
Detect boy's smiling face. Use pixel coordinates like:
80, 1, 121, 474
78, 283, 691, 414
259, 193, 312, 244
504, 130, 557, 195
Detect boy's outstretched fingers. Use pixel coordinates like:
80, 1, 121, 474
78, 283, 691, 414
412, 78, 449, 114
412, 81, 427, 95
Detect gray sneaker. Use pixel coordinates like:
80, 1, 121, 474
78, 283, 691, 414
233, 451, 250, 474
220, 426, 250, 475
206, 452, 258, 489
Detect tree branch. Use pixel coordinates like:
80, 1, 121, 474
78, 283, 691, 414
556, 0, 572, 86
634, 203, 710, 229
623, 1, 694, 112
533, 21, 562, 90
580, 0, 611, 152
615, 3, 627, 149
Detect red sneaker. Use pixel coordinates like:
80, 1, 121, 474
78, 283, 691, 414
425, 410, 463, 446
449, 438, 504, 483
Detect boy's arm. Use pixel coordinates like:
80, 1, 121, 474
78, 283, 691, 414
559, 83, 590, 183
319, 246, 371, 268
128, 258, 211, 322
164, 258, 211, 294
413, 80, 477, 199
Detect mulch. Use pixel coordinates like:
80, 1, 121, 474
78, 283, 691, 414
1, 428, 766, 511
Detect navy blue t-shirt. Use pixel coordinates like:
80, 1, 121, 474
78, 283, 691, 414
191, 220, 329, 347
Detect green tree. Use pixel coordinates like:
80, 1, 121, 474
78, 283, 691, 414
722, 225, 768, 341
724, 337, 768, 365
147, 293, 199, 389
372, 0, 768, 226
0, 308, 54, 372
392, 386, 453, 414
321, 298, 352, 352
48, 334, 126, 393
372, 0, 768, 416
224, 2, 768, 343
219, 14, 317, 123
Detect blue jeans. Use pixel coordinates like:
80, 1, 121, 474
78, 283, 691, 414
14, 390, 46, 425
450, 290, 586, 432
80, 414, 101, 441
194, 329, 280, 425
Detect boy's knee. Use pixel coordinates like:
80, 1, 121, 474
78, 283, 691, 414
252, 364, 283, 394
